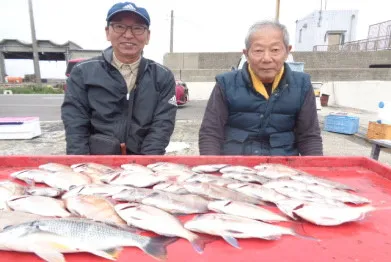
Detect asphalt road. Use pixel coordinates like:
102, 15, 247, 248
0, 94, 207, 121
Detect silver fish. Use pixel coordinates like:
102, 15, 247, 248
120, 163, 154, 174
219, 166, 257, 174
39, 163, 73, 172
147, 162, 191, 172
290, 174, 356, 191
115, 203, 206, 254
10, 169, 50, 183
273, 187, 345, 206
62, 184, 133, 199
275, 198, 307, 220
191, 164, 230, 173
293, 203, 380, 226
26, 187, 63, 197
184, 213, 316, 249
0, 182, 26, 211
0, 218, 177, 261
227, 183, 288, 204
254, 163, 301, 175
306, 184, 370, 204
71, 162, 117, 174
153, 182, 189, 195
222, 172, 270, 184
65, 195, 126, 226
185, 173, 237, 187
43, 171, 92, 191
153, 169, 196, 183
102, 171, 165, 187
111, 188, 156, 202
262, 179, 310, 190
183, 182, 262, 205
208, 200, 290, 223
6, 195, 71, 217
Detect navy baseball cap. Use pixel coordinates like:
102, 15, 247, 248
106, 2, 150, 26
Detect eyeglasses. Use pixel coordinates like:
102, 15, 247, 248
110, 23, 148, 35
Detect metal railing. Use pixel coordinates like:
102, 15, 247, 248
313, 36, 391, 52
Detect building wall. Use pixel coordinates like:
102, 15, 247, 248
295, 10, 358, 51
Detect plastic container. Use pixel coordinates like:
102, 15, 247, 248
324, 113, 360, 134
377, 101, 391, 125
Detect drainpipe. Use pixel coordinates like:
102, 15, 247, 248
349, 14, 356, 42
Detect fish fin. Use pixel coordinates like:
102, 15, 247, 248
290, 223, 321, 242
88, 247, 123, 261
189, 234, 218, 254
141, 236, 178, 261
33, 246, 66, 262
221, 235, 240, 249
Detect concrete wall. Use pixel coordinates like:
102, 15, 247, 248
322, 81, 391, 112
164, 52, 241, 70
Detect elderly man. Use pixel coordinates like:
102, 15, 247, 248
62, 2, 177, 155
199, 20, 323, 156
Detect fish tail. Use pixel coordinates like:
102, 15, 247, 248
290, 223, 320, 242
142, 236, 178, 261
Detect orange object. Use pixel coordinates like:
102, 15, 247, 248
5, 76, 23, 84
367, 121, 391, 140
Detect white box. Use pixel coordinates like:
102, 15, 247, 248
0, 117, 42, 140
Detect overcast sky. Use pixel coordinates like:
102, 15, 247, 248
0, 0, 390, 79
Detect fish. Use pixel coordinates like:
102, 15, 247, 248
254, 163, 302, 175
153, 182, 189, 195
0, 218, 178, 261
120, 163, 154, 174
0, 181, 26, 210
222, 172, 270, 184
208, 200, 290, 223
71, 162, 118, 174
184, 173, 237, 187
227, 183, 288, 204
292, 203, 385, 226
43, 171, 92, 191
153, 169, 196, 183
275, 199, 307, 220
262, 179, 311, 190
273, 187, 345, 206
147, 162, 191, 172
62, 184, 133, 199
114, 190, 209, 215
184, 213, 316, 248
219, 166, 257, 174
183, 182, 262, 205
74, 168, 108, 185
10, 169, 50, 183
65, 195, 127, 226
0, 210, 44, 231
6, 195, 71, 217
115, 203, 206, 254
102, 171, 165, 188
306, 184, 370, 204
191, 164, 230, 173
290, 174, 356, 191
39, 163, 73, 172
26, 187, 63, 197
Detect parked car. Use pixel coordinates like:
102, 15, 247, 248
64, 58, 189, 106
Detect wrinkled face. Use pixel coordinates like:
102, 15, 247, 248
105, 12, 150, 64
243, 26, 292, 83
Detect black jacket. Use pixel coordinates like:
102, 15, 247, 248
61, 47, 177, 155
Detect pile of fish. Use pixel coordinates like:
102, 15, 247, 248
0, 161, 376, 261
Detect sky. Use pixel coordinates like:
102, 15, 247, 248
0, 0, 390, 79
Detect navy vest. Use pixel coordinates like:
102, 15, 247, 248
216, 63, 311, 156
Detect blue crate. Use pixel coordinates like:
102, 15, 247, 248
324, 114, 360, 135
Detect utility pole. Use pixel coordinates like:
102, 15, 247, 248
28, 0, 41, 83
170, 10, 174, 53
275, 0, 280, 22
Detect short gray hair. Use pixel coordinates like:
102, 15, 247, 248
245, 20, 290, 50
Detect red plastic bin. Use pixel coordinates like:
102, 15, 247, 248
0, 155, 390, 262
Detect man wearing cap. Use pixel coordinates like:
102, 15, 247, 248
62, 2, 177, 155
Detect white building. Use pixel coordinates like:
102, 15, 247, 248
294, 10, 358, 51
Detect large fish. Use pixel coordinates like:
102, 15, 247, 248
273, 187, 345, 206
102, 171, 165, 188
306, 184, 370, 204
293, 203, 383, 226
0, 218, 177, 261
6, 195, 71, 217
62, 184, 133, 199
227, 183, 288, 204
10, 169, 50, 183
43, 171, 92, 191
184, 213, 316, 249
115, 203, 206, 253
290, 174, 356, 191
208, 200, 290, 223
39, 163, 73, 172
65, 195, 127, 226
191, 164, 229, 173
183, 182, 262, 204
